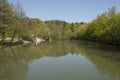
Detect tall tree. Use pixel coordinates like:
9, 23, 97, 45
0, 0, 14, 44
10, 0, 26, 41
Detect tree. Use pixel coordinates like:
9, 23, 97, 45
0, 0, 15, 44
10, 0, 26, 42
80, 6, 120, 45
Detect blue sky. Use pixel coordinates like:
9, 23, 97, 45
8, 0, 120, 23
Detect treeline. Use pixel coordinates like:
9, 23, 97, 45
44, 7, 120, 45
45, 20, 86, 40
78, 7, 120, 45
0, 0, 120, 45
0, 0, 48, 43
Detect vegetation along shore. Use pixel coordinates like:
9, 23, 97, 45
0, 0, 120, 46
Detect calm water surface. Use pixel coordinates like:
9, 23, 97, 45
0, 41, 120, 80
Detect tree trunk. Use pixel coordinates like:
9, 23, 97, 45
11, 31, 16, 42
18, 32, 20, 40
1, 32, 5, 46
2, 32, 5, 42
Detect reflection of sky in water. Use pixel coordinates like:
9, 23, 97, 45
27, 54, 120, 80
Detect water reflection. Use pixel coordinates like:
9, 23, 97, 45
0, 41, 120, 80
0, 47, 29, 80
79, 44, 120, 78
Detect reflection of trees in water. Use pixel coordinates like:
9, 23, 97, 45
28, 41, 80, 58
30, 41, 120, 78
0, 47, 30, 80
0, 41, 80, 80
0, 41, 120, 80
78, 44, 120, 78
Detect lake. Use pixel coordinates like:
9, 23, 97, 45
0, 41, 120, 80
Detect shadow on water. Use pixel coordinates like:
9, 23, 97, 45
0, 41, 120, 80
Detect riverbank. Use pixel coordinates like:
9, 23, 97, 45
0, 40, 31, 47
77, 39, 120, 46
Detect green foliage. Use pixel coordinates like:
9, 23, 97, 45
0, 0, 15, 43
79, 7, 120, 45
45, 20, 68, 40
28, 18, 51, 38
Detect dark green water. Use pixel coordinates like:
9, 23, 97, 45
0, 41, 120, 80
